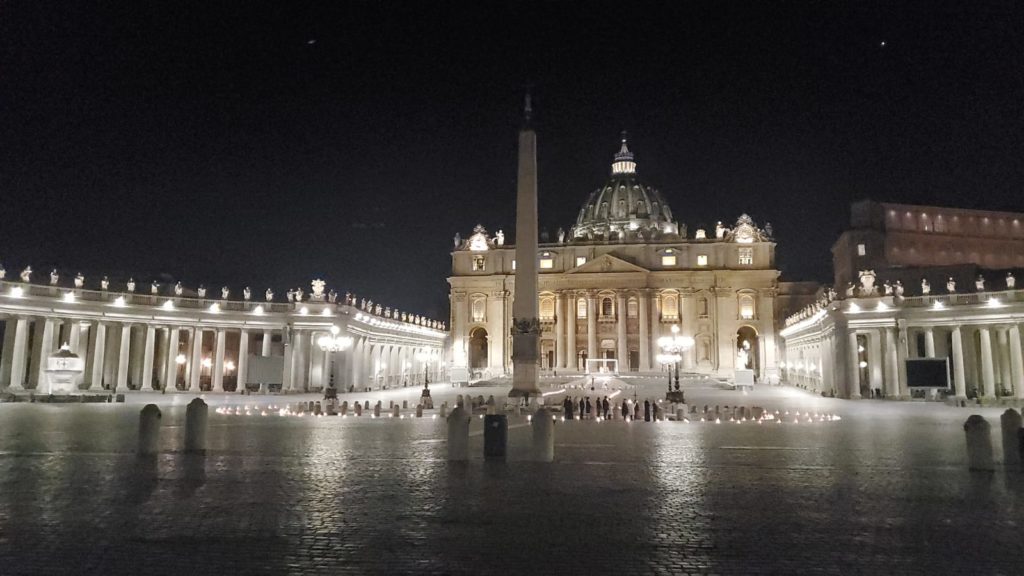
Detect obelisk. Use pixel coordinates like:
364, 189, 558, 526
510, 94, 542, 399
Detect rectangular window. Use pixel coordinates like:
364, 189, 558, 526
661, 255, 677, 267
576, 298, 587, 319
539, 258, 554, 269
857, 243, 866, 256
697, 255, 708, 266
738, 247, 753, 265
473, 255, 486, 271
511, 259, 516, 270
575, 256, 587, 267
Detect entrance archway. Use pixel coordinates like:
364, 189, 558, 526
469, 327, 488, 370
736, 326, 760, 378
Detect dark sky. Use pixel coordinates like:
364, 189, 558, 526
1, 1, 1022, 319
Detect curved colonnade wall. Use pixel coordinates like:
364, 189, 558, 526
0, 281, 447, 394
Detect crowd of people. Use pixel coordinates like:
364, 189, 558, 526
560, 395, 664, 422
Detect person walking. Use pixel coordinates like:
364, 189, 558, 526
644, 399, 651, 422
620, 401, 629, 420
633, 401, 640, 420
579, 397, 586, 420
602, 396, 610, 419
563, 396, 574, 420
585, 397, 593, 420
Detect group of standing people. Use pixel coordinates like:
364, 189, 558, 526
561, 396, 663, 422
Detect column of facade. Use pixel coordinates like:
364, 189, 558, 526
649, 292, 661, 371
679, 292, 694, 370
262, 329, 272, 356
164, 327, 180, 390
847, 330, 861, 399
820, 334, 834, 394
33, 318, 57, 389
566, 293, 577, 370
115, 323, 132, 391
586, 292, 598, 365
979, 327, 996, 399
923, 327, 936, 358
282, 326, 295, 391
996, 328, 1011, 393
129, 326, 146, 388
189, 327, 204, 391
884, 327, 900, 398
616, 292, 627, 370
1, 318, 17, 387
638, 290, 650, 371
237, 329, 250, 392
89, 321, 107, 390
8, 317, 30, 390
348, 337, 363, 390
554, 292, 565, 370
1009, 324, 1024, 399
951, 325, 967, 399
212, 328, 226, 392
868, 330, 884, 396
141, 324, 156, 390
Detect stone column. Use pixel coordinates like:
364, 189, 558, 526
212, 328, 226, 392
616, 292, 627, 370
650, 293, 661, 370
164, 327, 180, 390
89, 322, 107, 391
189, 328, 204, 391
868, 330, 884, 395
68, 322, 82, 356
0, 318, 17, 387
639, 290, 650, 371
586, 293, 598, 366
884, 327, 900, 398
554, 292, 565, 370
679, 292, 694, 370
1009, 324, 1024, 399
847, 331, 861, 399
282, 327, 295, 391
996, 328, 1011, 393
34, 318, 57, 389
951, 325, 967, 399
566, 293, 577, 370
924, 327, 936, 358
237, 329, 250, 392
509, 98, 541, 398
116, 324, 132, 391
979, 327, 996, 399
8, 317, 30, 390
141, 324, 156, 390
262, 329, 272, 356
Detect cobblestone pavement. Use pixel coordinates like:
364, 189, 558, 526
1, 381, 1022, 575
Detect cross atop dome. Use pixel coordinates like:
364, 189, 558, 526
611, 131, 636, 174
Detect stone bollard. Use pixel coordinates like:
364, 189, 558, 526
373, 402, 381, 418
1000, 409, 1022, 467
447, 406, 470, 461
532, 407, 554, 462
364, 400, 370, 410
676, 408, 686, 421
964, 415, 995, 471
486, 395, 495, 407
340, 401, 348, 416
391, 404, 400, 418
389, 400, 394, 409
403, 400, 408, 409
138, 404, 162, 456
486, 404, 496, 415
184, 398, 209, 454
314, 401, 323, 415
354, 402, 363, 416
416, 404, 423, 418
513, 405, 521, 417
440, 402, 448, 418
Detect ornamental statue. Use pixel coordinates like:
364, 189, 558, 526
197, 285, 206, 298
763, 222, 773, 239
101, 276, 109, 290
857, 270, 877, 296
845, 282, 855, 297
374, 304, 382, 316
557, 227, 566, 243
151, 281, 159, 295
286, 289, 295, 302
74, 273, 84, 288
344, 292, 351, 305
50, 269, 59, 285
221, 286, 230, 299
495, 229, 505, 246
20, 266, 32, 282
384, 307, 391, 318
0, 264, 5, 280
243, 286, 251, 301
265, 288, 274, 301
360, 298, 367, 310
921, 279, 930, 295
327, 289, 337, 303
894, 280, 904, 297
174, 281, 183, 296
946, 277, 956, 293
453, 233, 461, 249
127, 278, 136, 292
1008, 272, 1016, 289
715, 221, 726, 239
883, 281, 893, 296
295, 288, 303, 302
975, 275, 985, 292
401, 312, 407, 322
311, 279, 326, 300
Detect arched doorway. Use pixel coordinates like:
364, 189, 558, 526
736, 326, 760, 378
469, 328, 488, 371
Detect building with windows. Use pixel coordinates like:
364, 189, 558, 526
448, 136, 785, 382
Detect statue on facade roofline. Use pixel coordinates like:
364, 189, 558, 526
50, 269, 59, 285
345, 292, 352, 305
557, 227, 565, 243
946, 277, 956, 293
74, 273, 84, 288
174, 281, 183, 296
101, 276, 109, 290
883, 281, 893, 296
197, 285, 206, 298
311, 279, 326, 299
328, 289, 337, 303
384, 307, 391, 318
975, 275, 985, 292
764, 222, 773, 239
127, 278, 136, 292
295, 288, 303, 302
715, 221, 726, 239
857, 270, 877, 296
495, 229, 504, 246
243, 286, 252, 301
1008, 272, 1016, 289
360, 297, 366, 310
453, 233, 461, 249
221, 286, 230, 299
894, 280, 904, 297
151, 281, 159, 294
286, 289, 295, 302
921, 279, 930, 295
20, 266, 32, 283
401, 312, 407, 322
266, 288, 274, 302
374, 304, 382, 315
0, 263, 5, 280
845, 282, 855, 297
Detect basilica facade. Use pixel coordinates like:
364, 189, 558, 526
448, 137, 781, 382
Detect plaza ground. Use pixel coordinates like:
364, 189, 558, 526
0, 377, 1021, 575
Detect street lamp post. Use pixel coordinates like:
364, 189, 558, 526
657, 324, 694, 403
317, 325, 353, 396
415, 349, 438, 408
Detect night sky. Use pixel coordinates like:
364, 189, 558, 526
1, 2, 1022, 319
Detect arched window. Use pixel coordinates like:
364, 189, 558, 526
601, 297, 613, 316
627, 297, 638, 318
540, 297, 555, 321
738, 294, 756, 319
471, 296, 486, 322
661, 294, 678, 320
577, 297, 587, 319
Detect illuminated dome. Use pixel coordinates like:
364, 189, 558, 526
570, 133, 679, 242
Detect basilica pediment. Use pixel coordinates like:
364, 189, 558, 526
568, 254, 649, 274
